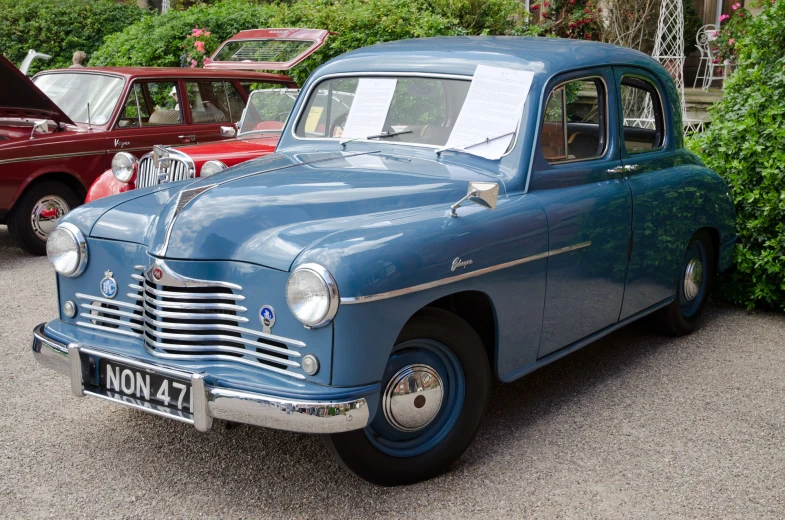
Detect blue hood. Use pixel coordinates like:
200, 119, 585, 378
89, 151, 504, 271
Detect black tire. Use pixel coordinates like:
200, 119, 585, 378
653, 230, 715, 336
7, 181, 80, 256
325, 308, 491, 486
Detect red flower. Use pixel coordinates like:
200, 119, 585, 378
531, 3, 540, 10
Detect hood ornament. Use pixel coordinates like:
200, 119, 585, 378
152, 145, 170, 169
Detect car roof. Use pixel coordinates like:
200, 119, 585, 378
34, 67, 295, 83
316, 36, 661, 79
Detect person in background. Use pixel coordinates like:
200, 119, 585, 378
69, 51, 86, 68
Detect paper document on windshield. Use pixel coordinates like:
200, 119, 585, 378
340, 78, 398, 139
444, 65, 535, 160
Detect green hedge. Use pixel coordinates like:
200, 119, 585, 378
689, 0, 785, 311
91, 0, 524, 84
0, 0, 145, 75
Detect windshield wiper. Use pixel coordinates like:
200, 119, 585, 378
340, 129, 413, 146
435, 131, 515, 156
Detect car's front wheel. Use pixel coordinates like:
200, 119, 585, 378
8, 181, 79, 256
325, 308, 491, 486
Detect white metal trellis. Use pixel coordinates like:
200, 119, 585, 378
641, 0, 704, 131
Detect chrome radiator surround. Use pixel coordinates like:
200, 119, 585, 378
136, 147, 196, 189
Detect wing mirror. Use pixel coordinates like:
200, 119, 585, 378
29, 119, 49, 140
221, 125, 236, 138
450, 182, 499, 217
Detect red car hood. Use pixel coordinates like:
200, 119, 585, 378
0, 55, 75, 126
173, 133, 281, 165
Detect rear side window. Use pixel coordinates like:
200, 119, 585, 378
620, 77, 665, 153
540, 78, 606, 163
184, 81, 232, 124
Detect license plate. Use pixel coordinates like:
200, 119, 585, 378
97, 358, 192, 414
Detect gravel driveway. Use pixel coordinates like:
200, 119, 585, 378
1, 225, 784, 519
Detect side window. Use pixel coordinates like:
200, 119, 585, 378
224, 82, 246, 123
620, 77, 665, 153
540, 78, 606, 163
115, 81, 182, 128
185, 81, 231, 124
116, 84, 150, 128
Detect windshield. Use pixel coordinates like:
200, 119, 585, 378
33, 73, 124, 125
295, 76, 471, 147
213, 39, 315, 64
238, 88, 299, 136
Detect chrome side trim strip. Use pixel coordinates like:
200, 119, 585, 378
0, 150, 106, 165
341, 241, 591, 304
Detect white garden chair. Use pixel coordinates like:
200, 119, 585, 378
694, 24, 720, 91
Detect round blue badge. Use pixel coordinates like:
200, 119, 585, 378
100, 271, 117, 299
259, 305, 276, 332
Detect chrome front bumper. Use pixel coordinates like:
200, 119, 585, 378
32, 323, 369, 434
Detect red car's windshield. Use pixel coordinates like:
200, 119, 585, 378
33, 73, 124, 125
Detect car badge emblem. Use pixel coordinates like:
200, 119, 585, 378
451, 257, 473, 272
152, 267, 164, 281
100, 270, 118, 299
152, 145, 169, 169
259, 305, 276, 334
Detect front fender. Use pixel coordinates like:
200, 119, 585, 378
295, 194, 550, 387
86, 169, 135, 203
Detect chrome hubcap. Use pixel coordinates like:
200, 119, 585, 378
382, 364, 443, 432
31, 195, 69, 241
683, 256, 704, 301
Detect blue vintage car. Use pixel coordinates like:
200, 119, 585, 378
33, 37, 736, 486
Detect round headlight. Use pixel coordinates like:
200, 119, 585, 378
46, 222, 88, 277
200, 160, 227, 178
286, 264, 339, 328
111, 152, 137, 183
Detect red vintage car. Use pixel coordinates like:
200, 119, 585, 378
0, 28, 328, 254
86, 88, 301, 201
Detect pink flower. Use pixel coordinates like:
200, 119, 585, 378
713, 58, 719, 63
204, 31, 210, 37
194, 40, 206, 53
192, 28, 204, 37
713, 30, 719, 37
728, 38, 735, 45
720, 14, 730, 21
731, 2, 740, 9
190, 59, 197, 68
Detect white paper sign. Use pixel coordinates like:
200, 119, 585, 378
340, 78, 398, 139
444, 65, 535, 160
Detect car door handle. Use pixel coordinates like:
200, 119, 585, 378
624, 164, 639, 171
607, 166, 624, 174
178, 135, 196, 143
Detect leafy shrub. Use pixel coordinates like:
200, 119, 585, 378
266, 0, 465, 84
91, 0, 525, 83
91, 0, 278, 68
689, 0, 785, 311
0, 0, 145, 75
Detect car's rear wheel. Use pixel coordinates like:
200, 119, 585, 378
325, 308, 491, 486
8, 181, 80, 256
654, 230, 715, 336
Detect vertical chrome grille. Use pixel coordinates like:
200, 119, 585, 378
136, 150, 196, 190
75, 265, 306, 379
